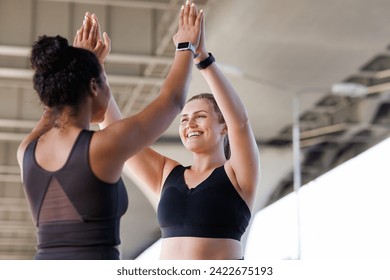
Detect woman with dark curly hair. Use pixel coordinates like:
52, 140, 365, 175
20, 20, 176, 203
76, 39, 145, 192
17, 1, 203, 259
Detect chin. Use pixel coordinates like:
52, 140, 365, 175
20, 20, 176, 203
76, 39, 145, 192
184, 142, 204, 152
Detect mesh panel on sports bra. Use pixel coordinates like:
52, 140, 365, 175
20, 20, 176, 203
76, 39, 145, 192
39, 176, 82, 224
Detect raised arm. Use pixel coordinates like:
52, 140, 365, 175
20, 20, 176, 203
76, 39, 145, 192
74, 12, 121, 128
74, 2, 203, 190
194, 13, 260, 207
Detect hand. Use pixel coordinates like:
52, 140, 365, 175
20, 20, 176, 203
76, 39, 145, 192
195, 6, 207, 57
173, 0, 203, 51
73, 12, 111, 64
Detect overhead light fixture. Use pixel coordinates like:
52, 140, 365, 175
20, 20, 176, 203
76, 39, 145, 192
332, 81, 390, 96
331, 82, 368, 97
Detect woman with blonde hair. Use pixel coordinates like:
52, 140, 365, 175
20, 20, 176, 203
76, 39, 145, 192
97, 2, 260, 260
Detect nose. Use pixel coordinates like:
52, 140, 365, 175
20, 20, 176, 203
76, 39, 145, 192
186, 117, 197, 128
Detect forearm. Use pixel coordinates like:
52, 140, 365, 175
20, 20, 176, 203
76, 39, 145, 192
99, 95, 122, 129
198, 59, 249, 127
158, 50, 194, 111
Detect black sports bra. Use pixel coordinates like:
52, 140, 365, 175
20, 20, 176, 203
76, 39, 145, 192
157, 165, 251, 241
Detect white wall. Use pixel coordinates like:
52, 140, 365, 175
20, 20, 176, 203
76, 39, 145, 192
246, 137, 390, 260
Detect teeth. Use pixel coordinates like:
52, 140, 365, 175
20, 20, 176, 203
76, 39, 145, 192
188, 131, 201, 138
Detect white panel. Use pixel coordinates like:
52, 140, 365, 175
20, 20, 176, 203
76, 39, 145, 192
245, 137, 390, 260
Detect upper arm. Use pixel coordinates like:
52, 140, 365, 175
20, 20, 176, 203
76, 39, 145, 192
198, 63, 260, 199
96, 95, 182, 193
17, 139, 28, 171
227, 120, 260, 197
124, 147, 179, 195
97, 94, 182, 164
17, 133, 38, 182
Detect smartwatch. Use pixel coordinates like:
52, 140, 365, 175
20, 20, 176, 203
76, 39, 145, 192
176, 42, 196, 55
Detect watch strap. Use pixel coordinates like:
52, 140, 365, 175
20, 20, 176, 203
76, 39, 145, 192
195, 53, 215, 70
176, 42, 196, 55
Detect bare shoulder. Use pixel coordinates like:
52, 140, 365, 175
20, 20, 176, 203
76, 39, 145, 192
16, 133, 39, 181
17, 134, 36, 167
159, 157, 181, 191
163, 157, 181, 175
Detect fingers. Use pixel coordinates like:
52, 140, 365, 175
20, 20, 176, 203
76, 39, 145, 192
188, 2, 197, 26
183, 0, 191, 26
73, 23, 84, 46
178, 5, 184, 28
83, 13, 92, 41
100, 32, 112, 61
73, 29, 79, 46
173, 1, 202, 48
195, 8, 203, 29
92, 14, 102, 41
195, 9, 205, 54
89, 17, 97, 42
94, 40, 104, 56
103, 32, 112, 52
182, 1, 200, 27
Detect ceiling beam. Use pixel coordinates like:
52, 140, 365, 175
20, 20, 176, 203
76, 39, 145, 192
0, 197, 26, 205
0, 165, 20, 174
0, 239, 35, 247
0, 45, 172, 65
0, 174, 21, 183
0, 132, 27, 142
121, 0, 181, 115
38, 0, 174, 10
0, 67, 164, 86
0, 204, 29, 212
0, 119, 36, 129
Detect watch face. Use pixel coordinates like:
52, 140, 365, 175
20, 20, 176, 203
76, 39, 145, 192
177, 42, 190, 49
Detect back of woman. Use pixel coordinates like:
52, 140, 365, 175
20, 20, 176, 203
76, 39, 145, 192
23, 130, 128, 259
20, 36, 128, 260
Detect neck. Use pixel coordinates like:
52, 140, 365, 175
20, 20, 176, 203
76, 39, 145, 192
191, 149, 226, 172
52, 104, 90, 131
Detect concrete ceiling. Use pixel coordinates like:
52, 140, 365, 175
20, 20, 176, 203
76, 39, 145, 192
1, 0, 390, 259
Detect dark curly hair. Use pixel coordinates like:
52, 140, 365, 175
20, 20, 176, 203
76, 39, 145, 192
30, 35, 103, 108
186, 93, 230, 159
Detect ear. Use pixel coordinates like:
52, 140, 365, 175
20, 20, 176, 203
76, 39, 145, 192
89, 78, 98, 97
221, 123, 228, 135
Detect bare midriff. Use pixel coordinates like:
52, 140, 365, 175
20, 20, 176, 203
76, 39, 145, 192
159, 237, 243, 260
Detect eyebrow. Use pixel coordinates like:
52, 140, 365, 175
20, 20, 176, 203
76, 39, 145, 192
180, 110, 209, 117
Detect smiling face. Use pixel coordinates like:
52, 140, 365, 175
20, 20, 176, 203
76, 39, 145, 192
179, 98, 226, 154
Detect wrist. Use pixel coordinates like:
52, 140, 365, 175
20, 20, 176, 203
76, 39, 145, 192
195, 52, 215, 70
176, 42, 196, 57
193, 51, 208, 63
